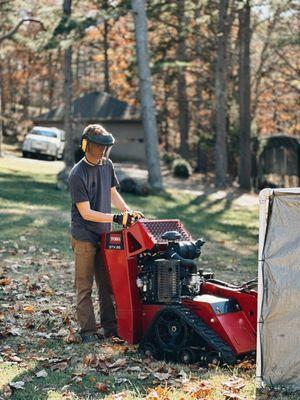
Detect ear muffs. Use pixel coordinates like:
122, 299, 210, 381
81, 137, 88, 152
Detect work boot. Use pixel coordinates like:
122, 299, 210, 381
98, 327, 118, 339
81, 333, 99, 344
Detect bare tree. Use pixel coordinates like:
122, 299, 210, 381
194, 1, 204, 171
238, 0, 251, 190
0, 64, 3, 158
131, 0, 163, 190
0, 18, 45, 45
63, 0, 74, 168
177, 0, 189, 159
215, 0, 231, 188
103, 0, 110, 93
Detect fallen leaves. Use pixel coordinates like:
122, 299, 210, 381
0, 239, 256, 400
23, 305, 35, 313
2, 385, 13, 398
36, 369, 48, 378
7, 354, 22, 363
82, 354, 128, 376
9, 381, 25, 390
137, 372, 149, 380
40, 284, 54, 296
95, 382, 109, 393
65, 327, 79, 344
152, 372, 171, 381
50, 361, 69, 371
237, 359, 256, 370
221, 377, 247, 400
146, 386, 170, 399
222, 377, 246, 392
48, 356, 71, 372
182, 380, 214, 398
1, 346, 24, 364
0, 277, 12, 286
83, 353, 98, 367
4, 326, 22, 336
107, 357, 127, 369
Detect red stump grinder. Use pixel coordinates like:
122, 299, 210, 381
101, 219, 257, 366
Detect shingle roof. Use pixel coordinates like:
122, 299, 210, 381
36, 91, 141, 122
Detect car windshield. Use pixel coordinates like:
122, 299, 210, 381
31, 129, 58, 138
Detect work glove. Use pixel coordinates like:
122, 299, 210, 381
113, 210, 144, 228
113, 211, 135, 228
131, 210, 144, 220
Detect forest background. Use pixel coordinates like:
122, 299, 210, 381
0, 0, 299, 190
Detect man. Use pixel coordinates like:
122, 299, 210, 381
69, 124, 143, 343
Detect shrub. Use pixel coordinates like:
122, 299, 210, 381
172, 158, 193, 178
162, 151, 181, 165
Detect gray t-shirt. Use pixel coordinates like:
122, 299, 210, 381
68, 158, 119, 244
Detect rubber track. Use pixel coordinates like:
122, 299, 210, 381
172, 305, 236, 365
140, 304, 236, 365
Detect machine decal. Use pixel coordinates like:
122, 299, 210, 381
106, 233, 124, 250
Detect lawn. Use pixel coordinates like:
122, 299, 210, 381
0, 155, 295, 399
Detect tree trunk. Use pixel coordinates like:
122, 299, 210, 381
238, 0, 251, 190
8, 59, 14, 108
163, 72, 172, 152
103, 0, 110, 93
131, 0, 163, 190
22, 55, 30, 120
194, 2, 203, 172
48, 52, 55, 110
215, 0, 229, 188
63, 0, 74, 168
177, 0, 189, 159
38, 78, 45, 115
0, 63, 3, 157
75, 48, 80, 93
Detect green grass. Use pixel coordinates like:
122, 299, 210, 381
2, 155, 295, 399
0, 155, 259, 282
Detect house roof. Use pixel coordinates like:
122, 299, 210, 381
36, 91, 141, 122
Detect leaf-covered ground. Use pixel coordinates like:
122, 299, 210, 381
0, 154, 298, 399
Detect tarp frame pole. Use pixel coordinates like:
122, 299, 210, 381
256, 188, 273, 388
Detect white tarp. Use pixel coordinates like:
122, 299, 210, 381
257, 188, 300, 390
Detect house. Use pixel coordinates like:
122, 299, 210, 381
34, 91, 146, 163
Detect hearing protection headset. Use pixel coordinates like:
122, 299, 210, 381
81, 129, 115, 163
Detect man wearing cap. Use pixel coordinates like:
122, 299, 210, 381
69, 124, 143, 343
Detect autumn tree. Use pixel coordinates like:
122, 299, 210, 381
0, 0, 45, 157
0, 0, 298, 191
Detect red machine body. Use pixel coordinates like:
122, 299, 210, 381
101, 219, 257, 359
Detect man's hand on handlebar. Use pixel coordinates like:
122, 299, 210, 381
113, 210, 144, 228
131, 210, 144, 220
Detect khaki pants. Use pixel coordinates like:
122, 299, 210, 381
71, 237, 117, 336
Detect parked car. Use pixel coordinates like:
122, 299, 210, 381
22, 126, 65, 160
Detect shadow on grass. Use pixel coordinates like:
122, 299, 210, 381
0, 173, 258, 262
0, 213, 71, 254
0, 345, 154, 400
154, 191, 257, 243
0, 172, 70, 210
1, 343, 268, 400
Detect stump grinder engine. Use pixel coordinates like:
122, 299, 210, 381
101, 219, 257, 365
